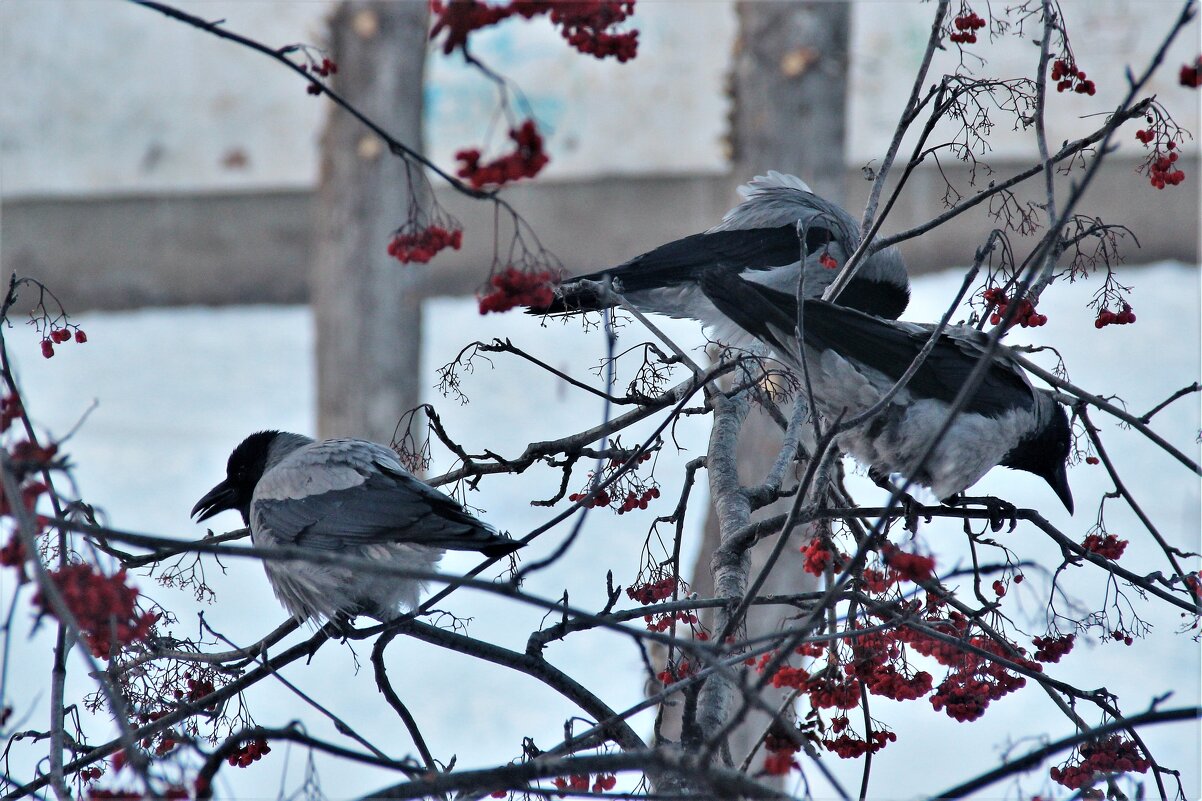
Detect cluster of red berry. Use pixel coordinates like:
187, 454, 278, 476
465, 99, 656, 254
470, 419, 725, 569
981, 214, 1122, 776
823, 728, 898, 759
227, 737, 271, 768
478, 267, 556, 314
0, 394, 21, 433
431, 0, 638, 61
569, 452, 657, 512
806, 674, 863, 710
386, 225, 463, 264
890, 607, 1041, 722
1032, 633, 1075, 663
761, 731, 801, 775
656, 658, 694, 684
33, 565, 159, 658
0, 534, 26, 573
546, 2, 638, 61
1093, 304, 1136, 328
928, 637, 1035, 722
758, 660, 808, 691
1050, 736, 1150, 790
644, 609, 698, 633
882, 543, 936, 583
10, 439, 58, 467
818, 251, 839, 270
569, 484, 659, 511
1181, 56, 1201, 88
178, 671, 217, 704
301, 57, 337, 77
846, 627, 934, 701
625, 575, 678, 604
77, 766, 104, 784
456, 120, 550, 188
801, 537, 837, 576
430, 0, 510, 54
1110, 628, 1134, 645
543, 772, 616, 796
301, 57, 337, 95
615, 487, 659, 514
1148, 148, 1185, 189
0, 477, 47, 523
949, 11, 986, 44
41, 326, 87, 359
127, 710, 179, 757
860, 567, 893, 593
1081, 532, 1128, 560
1051, 58, 1096, 94
982, 287, 1047, 328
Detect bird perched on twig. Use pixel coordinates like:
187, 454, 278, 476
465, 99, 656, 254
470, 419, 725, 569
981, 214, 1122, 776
698, 271, 1074, 512
192, 431, 520, 625
527, 171, 911, 344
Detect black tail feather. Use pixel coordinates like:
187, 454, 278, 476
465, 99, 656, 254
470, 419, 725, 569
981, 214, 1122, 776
525, 280, 613, 316
481, 536, 524, 558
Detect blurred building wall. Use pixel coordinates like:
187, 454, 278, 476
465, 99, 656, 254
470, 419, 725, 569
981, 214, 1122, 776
2, 0, 1198, 310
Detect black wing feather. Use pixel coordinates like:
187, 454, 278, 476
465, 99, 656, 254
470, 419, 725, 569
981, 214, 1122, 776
797, 300, 1035, 417
529, 224, 808, 314
699, 271, 1034, 417
257, 465, 519, 556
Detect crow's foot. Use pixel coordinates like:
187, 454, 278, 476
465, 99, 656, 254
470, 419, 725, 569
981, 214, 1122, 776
947, 495, 1018, 532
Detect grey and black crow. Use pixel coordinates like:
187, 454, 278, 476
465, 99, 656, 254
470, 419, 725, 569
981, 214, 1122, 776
698, 271, 1074, 512
527, 172, 910, 343
192, 431, 520, 625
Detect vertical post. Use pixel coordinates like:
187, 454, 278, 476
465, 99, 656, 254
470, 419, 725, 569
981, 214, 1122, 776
313, 1, 429, 443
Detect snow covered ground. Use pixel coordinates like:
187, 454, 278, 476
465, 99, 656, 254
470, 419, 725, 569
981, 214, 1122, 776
3, 262, 1199, 799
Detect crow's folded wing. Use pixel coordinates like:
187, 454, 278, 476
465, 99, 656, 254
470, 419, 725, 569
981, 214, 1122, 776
252, 441, 517, 556
699, 271, 1034, 417
530, 224, 822, 314
796, 300, 1035, 417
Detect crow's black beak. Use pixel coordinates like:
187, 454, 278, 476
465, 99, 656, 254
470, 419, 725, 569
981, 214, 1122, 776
192, 479, 237, 522
1046, 462, 1074, 515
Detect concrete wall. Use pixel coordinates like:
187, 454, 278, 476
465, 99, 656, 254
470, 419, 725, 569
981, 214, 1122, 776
3, 157, 1196, 312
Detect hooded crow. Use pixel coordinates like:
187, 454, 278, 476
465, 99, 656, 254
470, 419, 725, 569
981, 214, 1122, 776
699, 271, 1074, 512
192, 431, 520, 625
527, 172, 910, 344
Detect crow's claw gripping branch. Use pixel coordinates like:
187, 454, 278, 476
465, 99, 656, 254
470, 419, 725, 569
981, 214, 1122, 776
949, 495, 1019, 533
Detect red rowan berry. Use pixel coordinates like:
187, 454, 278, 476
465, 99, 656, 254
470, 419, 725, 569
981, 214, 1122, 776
1180, 57, 1201, 88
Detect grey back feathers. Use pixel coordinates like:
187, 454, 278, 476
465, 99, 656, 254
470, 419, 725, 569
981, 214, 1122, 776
192, 431, 520, 625
526, 171, 910, 330
699, 271, 1073, 511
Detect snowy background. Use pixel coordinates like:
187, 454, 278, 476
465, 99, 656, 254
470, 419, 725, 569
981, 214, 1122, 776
3, 262, 1199, 799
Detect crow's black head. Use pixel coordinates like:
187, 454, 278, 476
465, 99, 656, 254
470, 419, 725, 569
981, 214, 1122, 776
1002, 400, 1074, 513
191, 430, 281, 525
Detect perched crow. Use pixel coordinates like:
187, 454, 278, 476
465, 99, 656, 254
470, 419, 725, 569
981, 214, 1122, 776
699, 271, 1074, 512
192, 431, 520, 625
528, 171, 910, 345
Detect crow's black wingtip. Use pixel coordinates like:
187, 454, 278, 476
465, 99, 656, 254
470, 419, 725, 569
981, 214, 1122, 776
483, 539, 524, 558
